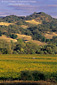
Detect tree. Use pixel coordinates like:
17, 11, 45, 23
10, 34, 17, 39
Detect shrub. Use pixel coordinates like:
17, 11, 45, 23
20, 70, 46, 81
32, 71, 45, 81
20, 70, 33, 80
51, 72, 57, 81
10, 34, 17, 39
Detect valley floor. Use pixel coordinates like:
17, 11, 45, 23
0, 54, 57, 81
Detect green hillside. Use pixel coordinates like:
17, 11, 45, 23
0, 12, 57, 54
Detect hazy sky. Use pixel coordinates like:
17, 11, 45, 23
0, 0, 57, 18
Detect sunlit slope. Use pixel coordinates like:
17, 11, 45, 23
0, 35, 17, 42
17, 34, 46, 45
43, 32, 57, 39
25, 19, 41, 25
31, 40, 46, 46
17, 34, 32, 41
0, 22, 14, 26
0, 34, 46, 46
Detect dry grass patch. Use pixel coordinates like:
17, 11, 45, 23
25, 19, 41, 25
0, 35, 17, 42
43, 32, 57, 39
17, 34, 46, 45
0, 22, 14, 26
17, 34, 32, 41
31, 40, 46, 46
20, 25, 28, 29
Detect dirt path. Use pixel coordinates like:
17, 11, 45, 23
0, 80, 57, 85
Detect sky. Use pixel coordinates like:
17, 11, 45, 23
0, 0, 57, 18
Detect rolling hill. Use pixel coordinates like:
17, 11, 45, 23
0, 12, 57, 44
0, 12, 57, 54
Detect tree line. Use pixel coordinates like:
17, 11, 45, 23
0, 39, 57, 54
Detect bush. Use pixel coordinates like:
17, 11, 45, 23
51, 72, 57, 81
10, 34, 17, 39
20, 70, 33, 80
32, 71, 45, 81
20, 70, 46, 81
0, 31, 2, 36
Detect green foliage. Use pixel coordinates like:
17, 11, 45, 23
20, 70, 46, 81
32, 71, 45, 81
10, 34, 17, 39
0, 12, 57, 54
20, 71, 33, 80
0, 40, 12, 54
0, 12, 57, 44
0, 31, 2, 36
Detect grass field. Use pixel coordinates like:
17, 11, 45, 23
0, 54, 57, 80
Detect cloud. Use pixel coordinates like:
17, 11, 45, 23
1, 0, 37, 4
0, 0, 57, 18
0, 11, 16, 16
47, 5, 57, 7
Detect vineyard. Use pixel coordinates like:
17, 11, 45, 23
0, 54, 57, 81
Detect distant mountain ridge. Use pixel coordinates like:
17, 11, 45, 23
0, 12, 55, 22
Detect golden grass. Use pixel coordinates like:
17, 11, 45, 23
31, 40, 46, 45
43, 32, 57, 39
20, 25, 28, 29
25, 19, 41, 25
17, 34, 46, 45
0, 22, 14, 26
17, 34, 32, 41
0, 34, 46, 46
0, 35, 17, 42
